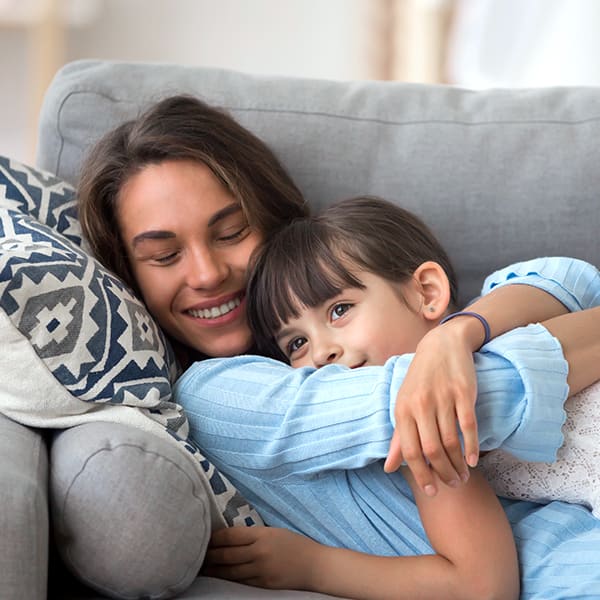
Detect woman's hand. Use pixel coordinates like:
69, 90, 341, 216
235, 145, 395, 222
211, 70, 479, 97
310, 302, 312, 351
385, 281, 571, 496
204, 526, 320, 591
384, 322, 480, 496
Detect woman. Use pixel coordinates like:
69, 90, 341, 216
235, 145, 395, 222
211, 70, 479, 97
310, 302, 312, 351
77, 94, 600, 599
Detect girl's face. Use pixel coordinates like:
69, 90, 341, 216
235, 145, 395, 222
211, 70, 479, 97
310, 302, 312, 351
276, 271, 436, 369
117, 159, 262, 357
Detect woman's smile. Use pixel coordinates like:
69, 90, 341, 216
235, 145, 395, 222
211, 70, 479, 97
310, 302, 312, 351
184, 292, 245, 325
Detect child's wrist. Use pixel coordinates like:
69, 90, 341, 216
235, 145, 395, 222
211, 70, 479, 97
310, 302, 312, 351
439, 311, 491, 351
308, 541, 339, 594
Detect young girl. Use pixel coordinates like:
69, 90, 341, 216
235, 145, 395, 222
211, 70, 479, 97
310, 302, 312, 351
246, 195, 600, 517
194, 195, 599, 599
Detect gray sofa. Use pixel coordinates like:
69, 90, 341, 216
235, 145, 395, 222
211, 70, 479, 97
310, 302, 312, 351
1, 59, 600, 599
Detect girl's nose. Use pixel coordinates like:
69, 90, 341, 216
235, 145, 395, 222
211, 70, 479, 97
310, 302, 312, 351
313, 339, 344, 369
185, 248, 229, 290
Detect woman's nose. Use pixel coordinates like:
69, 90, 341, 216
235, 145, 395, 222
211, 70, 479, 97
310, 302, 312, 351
313, 339, 343, 369
185, 248, 229, 290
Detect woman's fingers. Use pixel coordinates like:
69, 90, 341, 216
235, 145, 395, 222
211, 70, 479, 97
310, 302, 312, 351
416, 413, 462, 488
384, 430, 404, 473
456, 399, 479, 468
397, 418, 439, 496
436, 407, 469, 482
391, 394, 469, 493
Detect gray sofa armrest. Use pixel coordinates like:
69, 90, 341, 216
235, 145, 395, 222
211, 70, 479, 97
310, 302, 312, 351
0, 414, 48, 600
50, 421, 212, 599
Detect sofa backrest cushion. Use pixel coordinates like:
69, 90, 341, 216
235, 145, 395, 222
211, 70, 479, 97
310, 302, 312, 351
37, 60, 600, 305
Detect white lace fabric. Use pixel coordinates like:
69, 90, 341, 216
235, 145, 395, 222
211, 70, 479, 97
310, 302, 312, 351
480, 380, 600, 518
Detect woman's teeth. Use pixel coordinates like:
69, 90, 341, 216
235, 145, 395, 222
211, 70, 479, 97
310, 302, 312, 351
188, 297, 241, 319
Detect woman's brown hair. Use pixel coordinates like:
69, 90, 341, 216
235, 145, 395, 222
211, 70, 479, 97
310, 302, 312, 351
247, 195, 458, 360
78, 94, 307, 292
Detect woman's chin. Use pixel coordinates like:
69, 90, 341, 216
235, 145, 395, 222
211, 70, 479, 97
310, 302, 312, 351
190, 331, 254, 359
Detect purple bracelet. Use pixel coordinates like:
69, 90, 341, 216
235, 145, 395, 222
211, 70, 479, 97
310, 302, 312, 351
439, 311, 491, 347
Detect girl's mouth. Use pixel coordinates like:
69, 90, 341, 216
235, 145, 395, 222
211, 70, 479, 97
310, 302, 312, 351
351, 361, 366, 369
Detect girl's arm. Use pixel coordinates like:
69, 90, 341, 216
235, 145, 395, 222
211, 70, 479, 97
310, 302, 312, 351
178, 319, 569, 483
386, 257, 600, 495
177, 262, 600, 484
205, 469, 519, 600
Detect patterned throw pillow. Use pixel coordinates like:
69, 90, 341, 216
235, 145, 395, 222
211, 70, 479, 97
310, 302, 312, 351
0, 155, 83, 245
0, 156, 261, 528
0, 155, 177, 404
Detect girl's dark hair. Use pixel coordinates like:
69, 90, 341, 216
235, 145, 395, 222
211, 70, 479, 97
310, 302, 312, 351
247, 195, 458, 360
78, 94, 307, 292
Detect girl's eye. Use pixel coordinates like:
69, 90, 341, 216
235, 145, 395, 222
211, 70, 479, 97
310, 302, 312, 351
331, 303, 352, 321
287, 336, 307, 355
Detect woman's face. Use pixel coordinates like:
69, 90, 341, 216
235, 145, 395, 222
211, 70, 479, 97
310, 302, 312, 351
117, 159, 262, 357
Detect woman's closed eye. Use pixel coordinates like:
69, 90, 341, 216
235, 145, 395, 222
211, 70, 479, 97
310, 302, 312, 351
330, 302, 353, 322
215, 223, 251, 244
152, 251, 180, 265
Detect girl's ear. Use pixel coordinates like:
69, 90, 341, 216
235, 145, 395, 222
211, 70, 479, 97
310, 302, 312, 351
412, 261, 451, 322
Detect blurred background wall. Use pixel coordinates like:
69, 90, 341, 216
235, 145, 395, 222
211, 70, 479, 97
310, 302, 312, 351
2, 0, 600, 164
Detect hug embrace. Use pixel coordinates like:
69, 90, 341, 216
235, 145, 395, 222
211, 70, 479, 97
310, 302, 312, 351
9, 61, 599, 600
69, 92, 600, 600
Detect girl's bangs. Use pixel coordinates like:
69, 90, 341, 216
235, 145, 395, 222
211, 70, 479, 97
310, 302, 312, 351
272, 255, 363, 326
249, 225, 364, 352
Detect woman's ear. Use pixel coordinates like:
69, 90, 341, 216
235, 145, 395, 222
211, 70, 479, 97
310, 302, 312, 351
412, 261, 451, 322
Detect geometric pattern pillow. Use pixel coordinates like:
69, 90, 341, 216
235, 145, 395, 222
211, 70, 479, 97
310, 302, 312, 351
0, 156, 261, 527
1, 206, 176, 404
0, 155, 83, 246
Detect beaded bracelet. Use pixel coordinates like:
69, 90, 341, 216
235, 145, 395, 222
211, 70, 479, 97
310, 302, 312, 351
438, 311, 491, 347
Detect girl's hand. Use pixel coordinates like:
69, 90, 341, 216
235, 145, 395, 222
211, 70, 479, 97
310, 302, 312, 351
384, 322, 479, 496
204, 526, 319, 591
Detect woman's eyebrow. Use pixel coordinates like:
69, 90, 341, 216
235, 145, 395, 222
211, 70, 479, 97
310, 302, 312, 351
131, 230, 175, 247
131, 203, 243, 248
207, 202, 242, 226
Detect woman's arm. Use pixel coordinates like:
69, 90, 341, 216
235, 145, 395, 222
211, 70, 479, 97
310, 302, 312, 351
542, 304, 600, 394
386, 257, 600, 495
387, 284, 569, 493
205, 469, 519, 600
